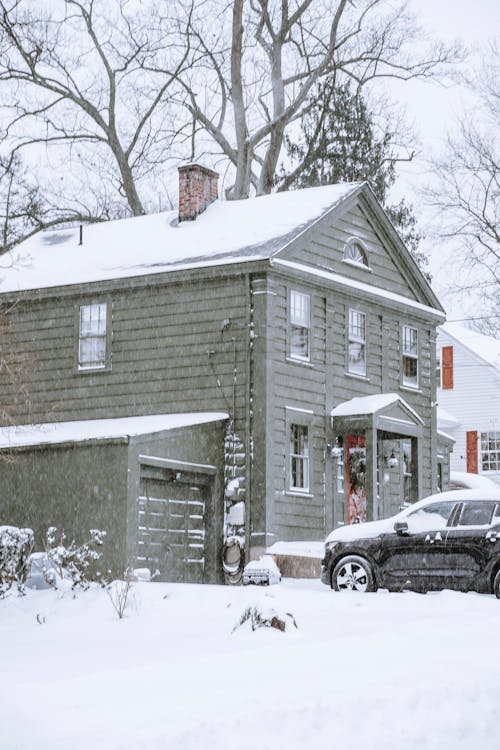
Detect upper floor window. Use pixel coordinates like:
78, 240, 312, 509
290, 423, 309, 492
78, 303, 107, 370
290, 290, 310, 361
343, 238, 368, 267
348, 308, 366, 376
402, 325, 418, 388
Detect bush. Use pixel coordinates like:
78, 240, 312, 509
0, 525, 34, 597
45, 527, 106, 590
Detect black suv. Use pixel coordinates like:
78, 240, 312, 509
321, 489, 500, 596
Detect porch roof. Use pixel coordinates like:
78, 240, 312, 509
331, 393, 424, 438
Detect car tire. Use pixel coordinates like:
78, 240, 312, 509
331, 555, 377, 593
493, 569, 500, 599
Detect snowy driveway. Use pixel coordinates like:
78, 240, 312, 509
1, 579, 499, 750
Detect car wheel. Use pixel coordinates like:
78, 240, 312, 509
493, 569, 500, 599
331, 555, 377, 593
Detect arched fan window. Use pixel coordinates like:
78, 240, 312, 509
343, 239, 369, 267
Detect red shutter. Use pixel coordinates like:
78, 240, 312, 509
466, 431, 478, 474
442, 345, 454, 389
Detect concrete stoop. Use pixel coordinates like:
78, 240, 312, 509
270, 553, 322, 579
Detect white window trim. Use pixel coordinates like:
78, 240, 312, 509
342, 237, 370, 268
289, 289, 311, 363
480, 431, 500, 473
286, 407, 314, 496
289, 422, 310, 493
402, 324, 419, 389
78, 302, 108, 371
348, 308, 367, 377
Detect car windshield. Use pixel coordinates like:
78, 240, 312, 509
405, 501, 456, 532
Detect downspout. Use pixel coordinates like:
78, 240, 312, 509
244, 273, 253, 559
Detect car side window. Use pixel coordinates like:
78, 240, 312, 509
406, 501, 456, 532
456, 501, 496, 527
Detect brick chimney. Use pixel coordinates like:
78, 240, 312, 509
178, 163, 219, 221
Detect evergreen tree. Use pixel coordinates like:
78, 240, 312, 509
277, 81, 431, 281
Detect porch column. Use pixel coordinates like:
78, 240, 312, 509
365, 424, 379, 521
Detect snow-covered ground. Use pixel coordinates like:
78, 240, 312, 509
1, 579, 499, 750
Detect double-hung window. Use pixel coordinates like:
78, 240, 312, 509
289, 423, 309, 492
78, 303, 107, 370
348, 309, 366, 376
290, 290, 310, 361
481, 431, 500, 472
402, 325, 418, 388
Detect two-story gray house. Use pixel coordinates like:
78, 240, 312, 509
0, 164, 449, 583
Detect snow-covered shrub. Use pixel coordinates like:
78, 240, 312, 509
45, 527, 106, 590
0, 525, 34, 597
232, 603, 297, 633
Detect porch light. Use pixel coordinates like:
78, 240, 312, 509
330, 437, 343, 458
385, 450, 399, 469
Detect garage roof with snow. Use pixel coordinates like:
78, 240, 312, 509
0, 412, 229, 449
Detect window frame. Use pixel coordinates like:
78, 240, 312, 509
347, 308, 367, 377
289, 289, 311, 363
77, 301, 110, 372
480, 431, 500, 473
401, 324, 419, 389
285, 407, 313, 496
343, 237, 370, 269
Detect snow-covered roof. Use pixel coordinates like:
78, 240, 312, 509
437, 407, 461, 429
274, 259, 445, 320
331, 393, 423, 424
0, 412, 229, 449
0, 183, 361, 293
439, 322, 500, 372
450, 471, 499, 490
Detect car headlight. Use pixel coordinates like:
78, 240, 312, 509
325, 540, 340, 552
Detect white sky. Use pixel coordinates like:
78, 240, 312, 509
383, 0, 499, 324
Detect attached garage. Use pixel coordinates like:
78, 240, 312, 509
0, 412, 228, 582
137, 456, 217, 582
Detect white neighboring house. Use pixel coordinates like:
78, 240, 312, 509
437, 322, 500, 487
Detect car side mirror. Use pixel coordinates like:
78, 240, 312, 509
394, 521, 409, 536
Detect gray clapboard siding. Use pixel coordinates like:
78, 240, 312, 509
286, 204, 419, 301
3, 274, 250, 427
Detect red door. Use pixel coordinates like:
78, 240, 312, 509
346, 434, 367, 524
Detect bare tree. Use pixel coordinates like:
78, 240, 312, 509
0, 148, 104, 252
0, 0, 193, 217
431, 46, 499, 282
429, 43, 499, 334
180, 0, 462, 199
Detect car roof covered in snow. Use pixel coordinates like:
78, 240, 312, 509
326, 489, 500, 543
